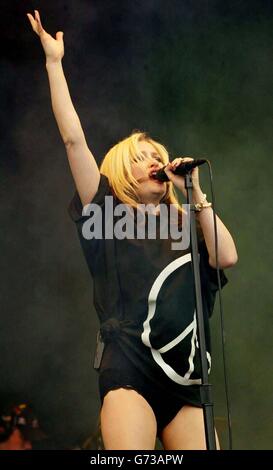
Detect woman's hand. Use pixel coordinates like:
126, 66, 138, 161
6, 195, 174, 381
27, 10, 64, 64
164, 157, 202, 199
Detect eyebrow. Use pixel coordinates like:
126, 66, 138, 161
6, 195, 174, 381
141, 151, 159, 156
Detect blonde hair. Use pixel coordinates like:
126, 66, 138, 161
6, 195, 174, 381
100, 131, 183, 217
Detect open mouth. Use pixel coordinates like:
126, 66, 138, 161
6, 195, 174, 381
137, 171, 164, 184
149, 170, 158, 179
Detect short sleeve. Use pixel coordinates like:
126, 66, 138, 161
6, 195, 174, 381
68, 174, 112, 223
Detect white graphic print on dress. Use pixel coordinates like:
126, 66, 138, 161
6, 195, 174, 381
141, 253, 211, 385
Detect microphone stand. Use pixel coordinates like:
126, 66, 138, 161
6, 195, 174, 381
184, 172, 217, 450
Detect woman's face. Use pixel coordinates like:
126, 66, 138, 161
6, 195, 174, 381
131, 140, 168, 206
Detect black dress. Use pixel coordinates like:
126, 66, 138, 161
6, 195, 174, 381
68, 174, 228, 434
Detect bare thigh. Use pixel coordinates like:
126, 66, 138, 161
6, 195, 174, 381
100, 388, 157, 450
161, 405, 220, 450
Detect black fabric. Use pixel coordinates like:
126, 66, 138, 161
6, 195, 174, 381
68, 174, 228, 429
98, 341, 202, 436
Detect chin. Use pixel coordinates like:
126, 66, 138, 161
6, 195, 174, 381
138, 182, 166, 203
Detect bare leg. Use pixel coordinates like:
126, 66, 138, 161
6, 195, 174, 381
100, 388, 157, 450
161, 404, 220, 450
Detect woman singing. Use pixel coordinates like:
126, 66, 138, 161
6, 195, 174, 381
27, 10, 238, 450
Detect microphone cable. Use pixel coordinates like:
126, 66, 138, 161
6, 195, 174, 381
203, 158, 233, 450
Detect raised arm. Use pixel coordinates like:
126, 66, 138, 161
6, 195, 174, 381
27, 10, 100, 206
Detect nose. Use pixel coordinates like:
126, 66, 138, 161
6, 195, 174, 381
148, 159, 163, 179
149, 159, 161, 170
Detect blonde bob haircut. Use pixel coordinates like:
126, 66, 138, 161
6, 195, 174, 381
100, 131, 183, 216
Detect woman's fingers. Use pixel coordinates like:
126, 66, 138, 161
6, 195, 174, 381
26, 10, 44, 36
172, 157, 193, 165
164, 163, 175, 174
55, 31, 64, 42
169, 156, 193, 169
34, 10, 42, 26
34, 10, 44, 34
26, 13, 38, 33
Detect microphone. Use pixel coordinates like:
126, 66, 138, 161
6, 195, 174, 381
152, 159, 206, 182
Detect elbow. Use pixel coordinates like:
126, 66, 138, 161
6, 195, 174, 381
64, 138, 75, 148
221, 254, 238, 269
209, 252, 238, 269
